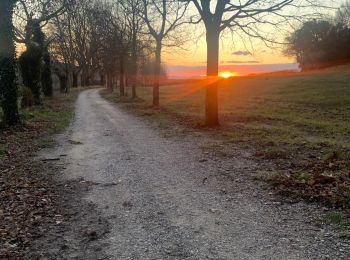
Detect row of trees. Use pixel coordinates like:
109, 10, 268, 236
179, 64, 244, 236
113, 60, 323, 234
285, 1, 350, 71
49, 0, 166, 97
1, 0, 159, 125
1, 0, 339, 127
0, 0, 71, 125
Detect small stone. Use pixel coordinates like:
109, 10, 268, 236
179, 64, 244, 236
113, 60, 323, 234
209, 208, 222, 213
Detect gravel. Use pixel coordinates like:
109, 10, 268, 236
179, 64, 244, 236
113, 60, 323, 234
35, 89, 349, 259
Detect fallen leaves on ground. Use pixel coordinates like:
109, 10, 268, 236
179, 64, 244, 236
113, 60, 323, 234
0, 92, 77, 259
267, 157, 350, 208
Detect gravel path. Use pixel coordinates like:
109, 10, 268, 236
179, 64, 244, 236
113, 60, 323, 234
46, 89, 349, 259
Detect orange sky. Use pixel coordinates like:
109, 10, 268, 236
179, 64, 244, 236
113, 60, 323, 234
163, 36, 297, 79
161, 0, 341, 78
163, 38, 294, 67
161, 20, 297, 78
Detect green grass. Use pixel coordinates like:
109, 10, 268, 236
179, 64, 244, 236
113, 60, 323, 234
322, 212, 349, 231
102, 68, 350, 207
0, 89, 80, 164
39, 137, 56, 149
29, 108, 73, 134
124, 70, 350, 166
343, 187, 350, 205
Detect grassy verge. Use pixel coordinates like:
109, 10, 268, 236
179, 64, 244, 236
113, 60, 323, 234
0, 88, 81, 258
320, 212, 349, 232
0, 89, 79, 164
102, 68, 350, 208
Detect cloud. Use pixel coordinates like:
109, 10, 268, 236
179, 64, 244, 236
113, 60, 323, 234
224, 60, 260, 64
232, 50, 252, 56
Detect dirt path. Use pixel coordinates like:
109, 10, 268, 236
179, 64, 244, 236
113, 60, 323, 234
36, 89, 349, 259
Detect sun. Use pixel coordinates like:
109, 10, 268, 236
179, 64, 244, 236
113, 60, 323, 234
218, 71, 237, 78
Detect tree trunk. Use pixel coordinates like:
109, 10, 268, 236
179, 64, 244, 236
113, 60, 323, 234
205, 29, 220, 126
131, 30, 137, 99
72, 71, 78, 88
85, 73, 90, 87
153, 41, 161, 107
59, 74, 68, 93
132, 75, 137, 99
81, 68, 90, 87
42, 50, 53, 97
0, 0, 20, 125
100, 72, 105, 86
67, 68, 73, 92
107, 72, 113, 92
119, 57, 125, 96
125, 75, 129, 96
80, 73, 84, 87
112, 75, 116, 90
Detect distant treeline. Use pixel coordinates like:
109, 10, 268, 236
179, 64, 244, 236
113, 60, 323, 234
285, 1, 350, 71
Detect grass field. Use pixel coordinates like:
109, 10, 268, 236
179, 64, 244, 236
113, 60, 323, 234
103, 66, 350, 207
133, 69, 350, 160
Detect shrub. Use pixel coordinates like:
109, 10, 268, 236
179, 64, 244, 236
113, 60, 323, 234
19, 44, 43, 105
41, 51, 53, 97
20, 87, 34, 108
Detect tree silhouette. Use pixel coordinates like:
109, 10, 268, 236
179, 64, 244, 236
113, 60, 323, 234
120, 0, 144, 99
336, 0, 350, 27
285, 20, 350, 70
0, 0, 20, 126
141, 0, 188, 107
185, 0, 327, 126
19, 24, 45, 104
15, 0, 70, 102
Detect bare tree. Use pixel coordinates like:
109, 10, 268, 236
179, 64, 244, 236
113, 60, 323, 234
112, 5, 131, 97
50, 13, 76, 91
95, 3, 121, 92
185, 0, 332, 126
50, 0, 104, 89
336, 0, 350, 26
13, 0, 71, 103
120, 0, 144, 98
14, 0, 70, 45
141, 0, 189, 107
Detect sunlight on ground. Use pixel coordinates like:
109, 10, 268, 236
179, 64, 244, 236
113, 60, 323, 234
136, 68, 350, 157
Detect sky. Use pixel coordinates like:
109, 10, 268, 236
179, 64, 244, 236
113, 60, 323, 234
163, 36, 297, 78
163, 32, 297, 78
14, 0, 342, 79
161, 0, 342, 78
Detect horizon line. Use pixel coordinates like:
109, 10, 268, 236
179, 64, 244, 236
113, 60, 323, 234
165, 63, 299, 79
